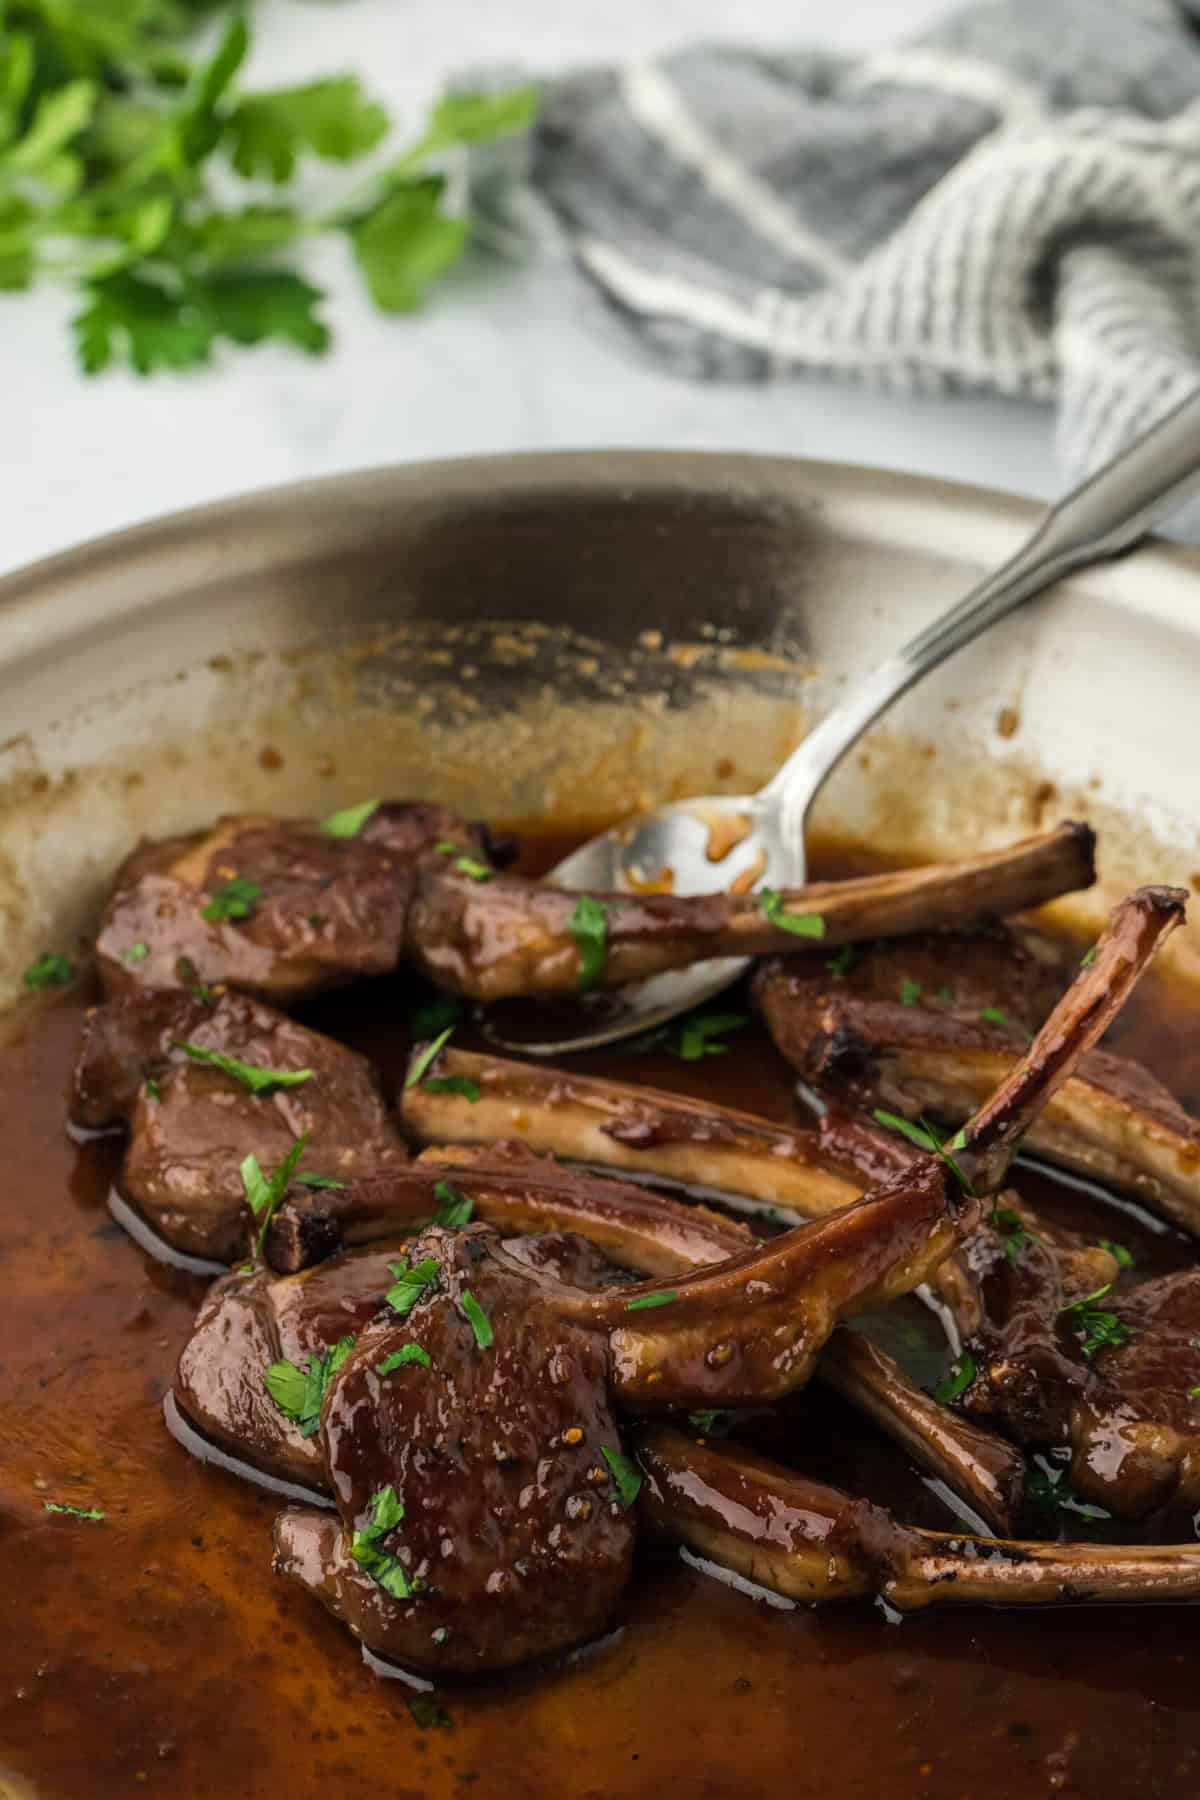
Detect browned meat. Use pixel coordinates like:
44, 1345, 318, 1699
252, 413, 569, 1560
175, 1247, 402, 1487
754, 920, 1067, 1036
636, 1425, 1200, 1609
1068, 1271, 1200, 1517
77, 989, 407, 1263
273, 1225, 636, 1674
764, 981, 1200, 1237
95, 801, 495, 1005
405, 823, 1095, 999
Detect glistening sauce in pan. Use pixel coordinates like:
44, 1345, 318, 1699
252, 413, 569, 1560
2, 835, 1199, 1800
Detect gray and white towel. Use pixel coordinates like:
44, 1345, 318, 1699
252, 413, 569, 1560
507, 0, 1200, 477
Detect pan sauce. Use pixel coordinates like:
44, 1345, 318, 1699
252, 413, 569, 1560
2, 834, 1199, 1800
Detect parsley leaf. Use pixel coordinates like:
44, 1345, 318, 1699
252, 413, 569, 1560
178, 1041, 314, 1096
1059, 1284, 1132, 1360
410, 994, 463, 1040
201, 875, 260, 922
760, 890, 825, 939
687, 1409, 732, 1437
24, 951, 73, 989
1098, 1238, 1135, 1270
873, 1109, 975, 1196
321, 797, 380, 838
601, 1446, 642, 1509
226, 75, 389, 182
241, 1132, 308, 1258
899, 979, 922, 1006
43, 1500, 104, 1521
349, 176, 469, 314
1026, 1455, 1110, 1523
386, 1256, 440, 1316
624, 1291, 678, 1312
406, 1026, 454, 1088
423, 1075, 482, 1101
991, 1205, 1041, 1264
433, 1181, 474, 1227
294, 1170, 344, 1191
123, 941, 149, 963
569, 895, 610, 991
932, 1351, 976, 1405
350, 1484, 410, 1600
460, 1289, 493, 1349
672, 1010, 747, 1061
378, 1343, 431, 1374
826, 945, 855, 979
264, 1333, 356, 1437
407, 1695, 453, 1729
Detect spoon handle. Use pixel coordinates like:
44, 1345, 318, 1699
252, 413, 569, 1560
759, 384, 1200, 852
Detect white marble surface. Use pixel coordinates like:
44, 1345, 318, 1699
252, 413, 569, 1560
0, 0, 1062, 580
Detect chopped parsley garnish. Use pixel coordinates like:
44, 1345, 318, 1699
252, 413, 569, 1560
423, 1075, 482, 1102
569, 895, 611, 991
601, 1446, 642, 1509
1059, 1284, 1132, 1360
687, 1409, 731, 1436
385, 1256, 440, 1316
826, 945, 856, 979
405, 1026, 454, 1088
931, 1351, 976, 1405
43, 1501, 104, 1521
899, 979, 922, 1006
407, 1696, 452, 1729
1098, 1239, 1135, 1270
145, 1077, 162, 1101
241, 1132, 309, 1257
979, 1006, 1008, 1026
872, 1109, 974, 1195
123, 941, 150, 964
175, 956, 211, 1002
460, 1289, 493, 1349
1190, 1385, 1200, 1399
201, 876, 261, 922
321, 798, 380, 838
264, 1333, 356, 1436
624, 1291, 678, 1312
24, 952, 73, 990
1026, 1455, 1110, 1522
1080, 946, 1098, 968
991, 1205, 1041, 1264
433, 1181, 474, 1227
178, 1041, 315, 1096
760, 890, 825, 939
672, 1010, 748, 1061
350, 1485, 410, 1600
378, 1343, 432, 1374
935, 984, 954, 1004
436, 842, 492, 882
294, 1170, 345, 1191
411, 994, 464, 1039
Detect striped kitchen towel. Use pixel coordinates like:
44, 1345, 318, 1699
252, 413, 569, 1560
498, 0, 1200, 477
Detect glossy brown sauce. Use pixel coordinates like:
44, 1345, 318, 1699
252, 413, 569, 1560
3, 834, 1200, 1799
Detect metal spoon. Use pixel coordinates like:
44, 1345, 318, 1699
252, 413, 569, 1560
485, 387, 1200, 1056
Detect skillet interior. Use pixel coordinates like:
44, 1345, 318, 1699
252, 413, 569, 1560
3, 452, 1200, 1800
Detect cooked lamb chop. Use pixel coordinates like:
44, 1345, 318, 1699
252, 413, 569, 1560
74, 988, 407, 1262
760, 974, 1200, 1237
407, 822, 1095, 998
96, 801, 498, 1005
635, 1426, 1200, 1610
273, 1223, 636, 1674
97, 811, 1094, 1007
179, 1140, 1022, 1532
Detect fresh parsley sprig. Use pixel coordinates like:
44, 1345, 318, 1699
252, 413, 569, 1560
0, 7, 538, 375
264, 1333, 356, 1437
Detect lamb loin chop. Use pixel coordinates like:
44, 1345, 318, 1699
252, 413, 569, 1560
72, 988, 407, 1262
635, 1426, 1200, 1611
256, 887, 1182, 1668
758, 956, 1200, 1236
95, 803, 1094, 1005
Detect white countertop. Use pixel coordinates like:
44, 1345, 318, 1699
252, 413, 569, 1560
1, 0, 1062, 580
